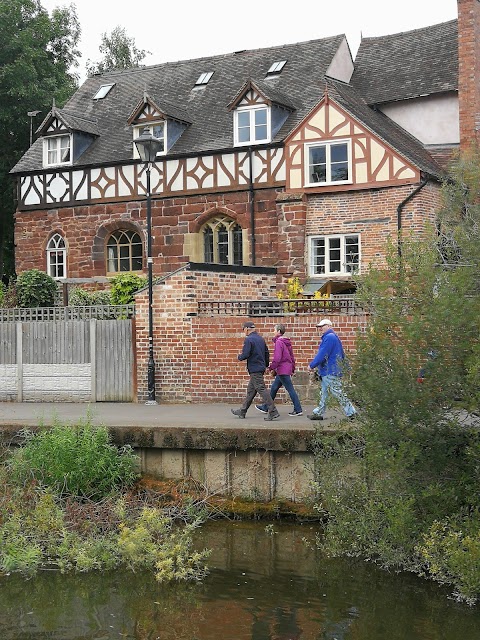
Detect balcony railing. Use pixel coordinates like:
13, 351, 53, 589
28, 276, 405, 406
197, 298, 360, 316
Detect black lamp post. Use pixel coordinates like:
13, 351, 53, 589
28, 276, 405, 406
134, 129, 163, 405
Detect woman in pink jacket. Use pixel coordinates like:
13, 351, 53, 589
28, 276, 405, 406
256, 324, 303, 416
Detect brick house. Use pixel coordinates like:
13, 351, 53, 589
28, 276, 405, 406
11, 1, 478, 301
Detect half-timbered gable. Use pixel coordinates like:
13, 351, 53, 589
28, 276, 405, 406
286, 94, 419, 193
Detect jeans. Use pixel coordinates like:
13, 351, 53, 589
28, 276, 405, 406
240, 371, 276, 414
258, 374, 302, 413
312, 374, 356, 418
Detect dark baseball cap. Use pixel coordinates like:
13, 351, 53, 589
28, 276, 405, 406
243, 321, 255, 329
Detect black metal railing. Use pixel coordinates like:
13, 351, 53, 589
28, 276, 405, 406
197, 298, 359, 317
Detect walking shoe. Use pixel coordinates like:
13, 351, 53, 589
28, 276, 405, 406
288, 410, 303, 416
255, 404, 268, 414
231, 409, 246, 419
348, 412, 357, 421
264, 409, 280, 421
307, 413, 323, 420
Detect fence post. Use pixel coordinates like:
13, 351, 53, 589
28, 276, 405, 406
16, 322, 23, 402
90, 319, 97, 402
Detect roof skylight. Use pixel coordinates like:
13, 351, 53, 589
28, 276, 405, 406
195, 72, 214, 86
267, 60, 287, 74
93, 83, 115, 100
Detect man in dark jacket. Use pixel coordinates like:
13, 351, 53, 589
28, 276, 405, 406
307, 318, 356, 421
231, 321, 280, 421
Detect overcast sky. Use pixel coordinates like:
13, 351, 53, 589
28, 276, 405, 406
41, 0, 458, 84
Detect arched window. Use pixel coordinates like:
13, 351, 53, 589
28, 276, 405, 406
202, 217, 243, 265
46, 233, 66, 279
106, 230, 143, 274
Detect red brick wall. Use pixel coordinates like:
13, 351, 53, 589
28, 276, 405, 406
134, 266, 368, 403
458, 0, 480, 152
14, 189, 280, 278
305, 182, 441, 271
14, 181, 441, 287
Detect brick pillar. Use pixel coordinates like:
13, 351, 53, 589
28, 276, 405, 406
275, 192, 308, 280
458, 0, 480, 151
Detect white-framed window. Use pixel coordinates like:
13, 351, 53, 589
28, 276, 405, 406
106, 230, 143, 274
309, 234, 360, 276
305, 140, 351, 186
133, 122, 165, 157
234, 106, 270, 146
43, 134, 72, 167
202, 216, 243, 265
46, 233, 67, 279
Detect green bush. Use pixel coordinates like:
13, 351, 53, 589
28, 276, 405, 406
109, 273, 147, 305
16, 269, 57, 308
68, 286, 111, 306
313, 149, 480, 602
8, 420, 139, 499
419, 515, 480, 603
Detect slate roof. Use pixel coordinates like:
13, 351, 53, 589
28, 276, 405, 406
11, 23, 452, 180
11, 35, 346, 173
351, 20, 458, 105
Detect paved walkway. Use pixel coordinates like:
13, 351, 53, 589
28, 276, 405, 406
0, 401, 349, 431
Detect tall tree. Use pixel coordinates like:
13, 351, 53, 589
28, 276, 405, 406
86, 26, 150, 76
0, 0, 80, 280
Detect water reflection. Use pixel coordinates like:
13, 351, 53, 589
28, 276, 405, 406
0, 520, 479, 639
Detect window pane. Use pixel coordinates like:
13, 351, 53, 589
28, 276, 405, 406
131, 256, 143, 271
233, 225, 243, 265
255, 109, 267, 125
312, 238, 325, 274
309, 146, 326, 183
238, 112, 250, 127
328, 238, 341, 272
203, 227, 214, 263
345, 235, 359, 273
254, 124, 267, 141
330, 144, 347, 162
131, 242, 143, 257
238, 127, 250, 143
107, 246, 117, 272
330, 143, 349, 182
217, 224, 228, 264
310, 147, 326, 164
331, 164, 349, 181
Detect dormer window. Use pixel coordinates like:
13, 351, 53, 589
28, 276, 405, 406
43, 134, 71, 167
133, 122, 165, 157
234, 106, 270, 146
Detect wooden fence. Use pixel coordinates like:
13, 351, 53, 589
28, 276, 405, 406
0, 314, 135, 402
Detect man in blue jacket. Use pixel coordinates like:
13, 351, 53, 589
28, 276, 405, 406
231, 321, 280, 421
307, 318, 357, 421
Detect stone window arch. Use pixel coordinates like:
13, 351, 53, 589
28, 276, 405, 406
46, 233, 67, 279
202, 216, 243, 265
106, 229, 143, 274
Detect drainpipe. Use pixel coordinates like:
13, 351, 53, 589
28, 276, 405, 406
248, 147, 256, 265
396, 175, 430, 258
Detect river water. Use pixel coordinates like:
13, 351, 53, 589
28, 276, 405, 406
1, 520, 479, 639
